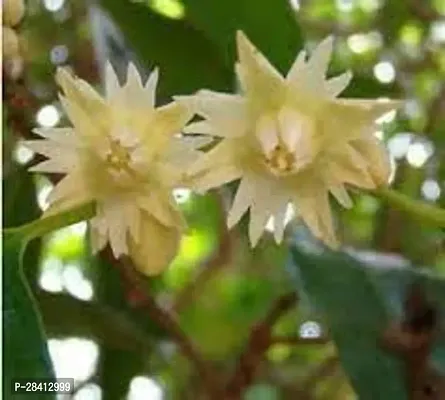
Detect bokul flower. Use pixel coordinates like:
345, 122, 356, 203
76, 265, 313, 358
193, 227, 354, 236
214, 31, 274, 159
27, 64, 202, 275
184, 32, 401, 248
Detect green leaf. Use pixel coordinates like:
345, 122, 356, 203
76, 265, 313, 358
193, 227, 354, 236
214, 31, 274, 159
100, 0, 232, 95
181, 0, 304, 73
290, 245, 445, 399
4, 233, 55, 399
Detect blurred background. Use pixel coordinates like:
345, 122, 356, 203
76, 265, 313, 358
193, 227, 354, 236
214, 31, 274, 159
2, 0, 445, 399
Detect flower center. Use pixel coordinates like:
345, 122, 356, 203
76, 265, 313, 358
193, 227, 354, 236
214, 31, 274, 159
106, 139, 132, 172
265, 144, 296, 173
255, 107, 315, 176
102, 128, 143, 182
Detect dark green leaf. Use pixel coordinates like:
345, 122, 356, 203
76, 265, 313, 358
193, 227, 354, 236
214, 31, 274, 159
291, 244, 445, 399
182, 0, 304, 72
3, 233, 54, 400
100, 0, 232, 95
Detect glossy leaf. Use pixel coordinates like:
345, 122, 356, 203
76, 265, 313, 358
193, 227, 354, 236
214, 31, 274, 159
291, 244, 445, 399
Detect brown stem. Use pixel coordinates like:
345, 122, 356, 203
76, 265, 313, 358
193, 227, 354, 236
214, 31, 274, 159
173, 193, 232, 314
117, 256, 223, 398
224, 292, 298, 399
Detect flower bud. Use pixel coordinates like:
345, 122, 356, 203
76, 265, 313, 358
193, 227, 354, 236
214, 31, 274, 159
352, 136, 391, 187
4, 56, 24, 80
3, 27, 20, 59
3, 0, 25, 27
128, 214, 181, 276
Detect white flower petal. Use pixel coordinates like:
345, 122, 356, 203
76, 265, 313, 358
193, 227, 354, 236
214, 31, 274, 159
236, 31, 285, 108
295, 188, 338, 248
306, 36, 334, 81
183, 121, 214, 135
32, 127, 79, 146
105, 61, 120, 98
329, 184, 353, 209
324, 70, 352, 97
273, 203, 288, 243
145, 67, 159, 108
29, 156, 76, 173
328, 144, 375, 189
193, 164, 242, 193
255, 114, 278, 156
248, 178, 285, 246
227, 176, 254, 228
191, 90, 248, 138
286, 50, 307, 83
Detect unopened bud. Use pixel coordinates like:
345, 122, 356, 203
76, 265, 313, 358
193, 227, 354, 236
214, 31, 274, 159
128, 214, 181, 276
352, 136, 391, 187
3, 0, 25, 27
3, 27, 20, 59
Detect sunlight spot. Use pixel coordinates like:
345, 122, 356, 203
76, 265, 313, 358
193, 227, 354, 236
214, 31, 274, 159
266, 204, 295, 233
389, 156, 397, 184
50, 45, 69, 65
336, 0, 354, 12
151, 0, 184, 19
373, 61, 396, 83
299, 321, 322, 339
37, 180, 54, 211
406, 141, 434, 168
62, 263, 94, 301
43, 0, 65, 12
376, 110, 397, 125
289, 0, 301, 11
173, 188, 191, 204
387, 133, 412, 160
128, 376, 163, 400
374, 130, 384, 140
421, 179, 441, 201
430, 21, 445, 43
39, 257, 64, 293
48, 338, 99, 382
14, 141, 34, 164
73, 383, 102, 400
347, 32, 382, 54
36, 105, 60, 128
358, 0, 381, 12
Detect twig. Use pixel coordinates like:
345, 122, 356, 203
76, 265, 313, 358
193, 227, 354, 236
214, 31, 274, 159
224, 292, 298, 399
117, 256, 223, 398
300, 355, 339, 394
173, 193, 232, 313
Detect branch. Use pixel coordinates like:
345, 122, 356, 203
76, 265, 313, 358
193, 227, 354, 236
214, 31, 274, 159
224, 292, 298, 399
118, 257, 223, 398
173, 193, 232, 313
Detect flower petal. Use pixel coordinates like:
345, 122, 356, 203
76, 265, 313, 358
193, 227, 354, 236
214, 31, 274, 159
185, 90, 248, 138
105, 61, 120, 98
294, 186, 338, 248
327, 144, 375, 189
227, 176, 254, 228
145, 67, 159, 108
351, 136, 391, 187
324, 70, 352, 97
236, 31, 285, 108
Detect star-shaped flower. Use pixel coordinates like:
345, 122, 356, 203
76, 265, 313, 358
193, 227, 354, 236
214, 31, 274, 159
183, 32, 401, 248
27, 64, 202, 275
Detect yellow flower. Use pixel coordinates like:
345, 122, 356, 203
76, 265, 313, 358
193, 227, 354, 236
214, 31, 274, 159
27, 64, 202, 275
183, 32, 401, 248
